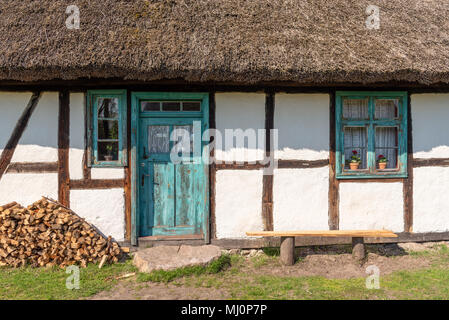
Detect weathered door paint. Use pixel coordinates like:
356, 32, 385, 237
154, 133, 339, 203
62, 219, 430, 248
135, 93, 209, 239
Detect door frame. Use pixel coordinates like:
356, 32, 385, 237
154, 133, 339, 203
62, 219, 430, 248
130, 92, 209, 245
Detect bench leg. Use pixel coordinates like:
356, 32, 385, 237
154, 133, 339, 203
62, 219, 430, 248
352, 237, 365, 262
280, 236, 295, 266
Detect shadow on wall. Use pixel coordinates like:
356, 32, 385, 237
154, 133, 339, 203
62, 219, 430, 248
412, 94, 449, 158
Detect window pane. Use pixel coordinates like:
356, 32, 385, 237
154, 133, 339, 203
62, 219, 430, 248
141, 101, 160, 112
375, 127, 398, 169
97, 98, 119, 118
148, 125, 170, 153
162, 102, 181, 111
173, 125, 193, 154
98, 120, 119, 140
182, 102, 201, 111
98, 141, 119, 161
375, 99, 399, 119
343, 98, 369, 119
344, 127, 367, 169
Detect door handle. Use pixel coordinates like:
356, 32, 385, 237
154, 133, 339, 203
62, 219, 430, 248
143, 146, 149, 159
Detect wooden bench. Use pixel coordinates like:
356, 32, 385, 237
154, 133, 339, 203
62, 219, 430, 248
246, 230, 398, 265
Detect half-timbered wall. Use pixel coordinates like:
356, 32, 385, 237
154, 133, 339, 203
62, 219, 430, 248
0, 92, 58, 205
273, 94, 329, 231
214, 93, 265, 238
412, 94, 449, 233
68, 92, 125, 241
3, 89, 449, 244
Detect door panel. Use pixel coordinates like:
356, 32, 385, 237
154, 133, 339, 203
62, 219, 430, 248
153, 163, 175, 230
139, 116, 207, 238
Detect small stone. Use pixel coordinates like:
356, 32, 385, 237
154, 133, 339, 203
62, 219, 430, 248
398, 242, 427, 252
248, 249, 258, 257
133, 245, 222, 273
227, 249, 241, 255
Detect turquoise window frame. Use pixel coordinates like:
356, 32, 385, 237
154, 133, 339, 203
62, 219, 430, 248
87, 90, 127, 167
336, 91, 408, 179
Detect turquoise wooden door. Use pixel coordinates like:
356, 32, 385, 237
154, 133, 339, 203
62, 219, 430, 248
138, 111, 208, 238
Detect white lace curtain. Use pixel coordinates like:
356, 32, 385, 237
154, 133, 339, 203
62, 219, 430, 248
343, 99, 398, 169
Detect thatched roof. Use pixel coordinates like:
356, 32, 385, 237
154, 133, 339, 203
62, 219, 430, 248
0, 0, 448, 85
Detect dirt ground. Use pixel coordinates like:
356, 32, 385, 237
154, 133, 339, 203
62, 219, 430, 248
91, 281, 230, 300
89, 243, 443, 300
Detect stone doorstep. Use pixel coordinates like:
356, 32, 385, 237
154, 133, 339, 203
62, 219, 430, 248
133, 244, 222, 273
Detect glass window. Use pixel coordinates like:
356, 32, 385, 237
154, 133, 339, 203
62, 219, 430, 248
336, 92, 407, 178
88, 90, 127, 167
140, 101, 202, 112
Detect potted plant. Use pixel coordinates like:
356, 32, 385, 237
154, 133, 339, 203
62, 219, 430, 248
378, 154, 388, 169
349, 150, 361, 170
104, 145, 113, 161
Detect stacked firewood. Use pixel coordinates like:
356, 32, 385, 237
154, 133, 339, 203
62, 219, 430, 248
0, 197, 123, 268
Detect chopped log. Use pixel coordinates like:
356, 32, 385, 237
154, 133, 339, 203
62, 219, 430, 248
0, 197, 125, 268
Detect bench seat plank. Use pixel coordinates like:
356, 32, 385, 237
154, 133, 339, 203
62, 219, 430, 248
246, 230, 397, 238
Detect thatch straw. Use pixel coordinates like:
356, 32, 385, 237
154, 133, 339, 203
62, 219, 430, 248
0, 0, 448, 85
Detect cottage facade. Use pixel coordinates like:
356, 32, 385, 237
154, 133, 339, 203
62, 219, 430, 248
1, 1, 449, 247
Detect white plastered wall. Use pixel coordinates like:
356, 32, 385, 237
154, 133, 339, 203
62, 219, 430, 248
69, 93, 85, 180
11, 92, 58, 162
274, 93, 329, 160
272, 93, 330, 230
273, 167, 329, 230
412, 94, 449, 232
215, 93, 265, 163
339, 182, 404, 232
0, 92, 59, 206
70, 189, 125, 241
215, 170, 264, 238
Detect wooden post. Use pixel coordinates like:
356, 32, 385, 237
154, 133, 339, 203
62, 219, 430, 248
58, 90, 70, 207
352, 237, 365, 262
280, 236, 295, 266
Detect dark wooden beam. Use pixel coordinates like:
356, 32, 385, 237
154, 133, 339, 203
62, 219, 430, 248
262, 91, 275, 231
58, 90, 70, 207
413, 158, 449, 167
214, 159, 329, 170
70, 179, 125, 189
277, 159, 329, 169
404, 93, 413, 232
82, 90, 91, 180
4, 79, 449, 93
124, 91, 132, 241
215, 162, 267, 170
6, 162, 58, 173
209, 92, 217, 240
0, 92, 41, 180
328, 92, 339, 230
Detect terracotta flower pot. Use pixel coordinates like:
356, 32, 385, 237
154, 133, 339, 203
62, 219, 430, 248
104, 155, 113, 161
349, 162, 359, 170
378, 162, 387, 170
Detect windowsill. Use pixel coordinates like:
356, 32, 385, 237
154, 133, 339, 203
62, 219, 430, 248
336, 172, 408, 179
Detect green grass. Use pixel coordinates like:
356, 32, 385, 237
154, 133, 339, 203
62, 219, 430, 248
136, 254, 231, 283
0, 259, 137, 300
2, 246, 449, 300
